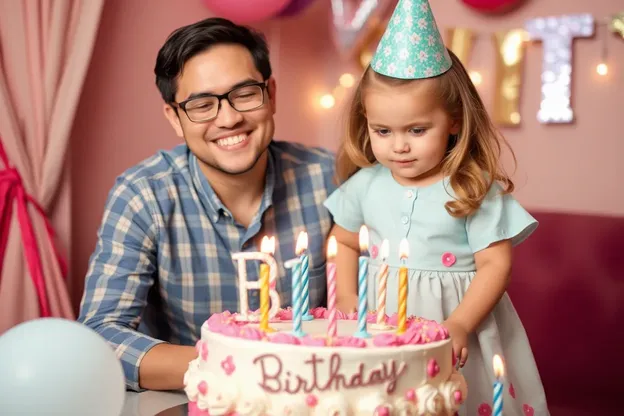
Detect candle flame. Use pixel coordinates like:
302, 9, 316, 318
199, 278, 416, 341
327, 236, 338, 258
359, 225, 369, 253
399, 238, 409, 260
380, 239, 389, 260
261, 236, 275, 255
296, 231, 308, 256
493, 354, 505, 377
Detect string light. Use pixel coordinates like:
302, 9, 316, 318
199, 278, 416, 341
469, 71, 483, 85
596, 20, 609, 76
339, 73, 355, 88
319, 73, 355, 110
319, 94, 336, 109
596, 63, 608, 76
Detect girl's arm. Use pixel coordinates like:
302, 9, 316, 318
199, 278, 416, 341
447, 238, 513, 332
329, 224, 360, 313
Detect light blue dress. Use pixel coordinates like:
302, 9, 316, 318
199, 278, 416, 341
324, 164, 549, 416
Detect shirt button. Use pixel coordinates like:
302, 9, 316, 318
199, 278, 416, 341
401, 216, 409, 224
405, 190, 414, 199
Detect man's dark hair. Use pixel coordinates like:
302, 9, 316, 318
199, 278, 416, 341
154, 17, 272, 104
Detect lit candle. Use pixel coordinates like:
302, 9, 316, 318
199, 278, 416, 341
493, 354, 505, 416
397, 238, 409, 335
259, 236, 275, 332
326, 236, 338, 338
376, 239, 390, 326
291, 232, 308, 337
355, 226, 371, 338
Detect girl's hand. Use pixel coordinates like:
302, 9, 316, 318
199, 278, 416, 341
442, 318, 469, 368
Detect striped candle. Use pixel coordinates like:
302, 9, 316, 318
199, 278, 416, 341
376, 239, 390, 325
259, 236, 276, 333
493, 355, 505, 416
291, 232, 308, 336
355, 226, 370, 338
300, 243, 313, 321
259, 262, 270, 331
397, 238, 409, 335
326, 236, 338, 338
290, 259, 303, 335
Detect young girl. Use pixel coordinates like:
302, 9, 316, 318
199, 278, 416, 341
323, 0, 549, 414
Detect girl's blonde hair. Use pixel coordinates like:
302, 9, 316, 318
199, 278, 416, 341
335, 49, 515, 218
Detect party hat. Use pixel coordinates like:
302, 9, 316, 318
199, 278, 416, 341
370, 0, 452, 79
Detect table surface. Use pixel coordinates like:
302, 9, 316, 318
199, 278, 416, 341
121, 391, 188, 416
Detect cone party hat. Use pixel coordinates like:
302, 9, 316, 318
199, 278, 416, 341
370, 0, 452, 79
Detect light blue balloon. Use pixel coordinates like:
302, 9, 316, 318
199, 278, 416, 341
0, 318, 125, 416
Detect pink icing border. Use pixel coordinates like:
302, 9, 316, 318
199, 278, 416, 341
205, 307, 449, 348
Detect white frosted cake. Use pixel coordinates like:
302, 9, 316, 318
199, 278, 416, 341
183, 307, 467, 415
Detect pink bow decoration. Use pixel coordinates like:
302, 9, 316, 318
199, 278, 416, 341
0, 138, 67, 317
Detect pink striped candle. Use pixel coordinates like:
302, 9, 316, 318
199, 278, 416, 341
326, 236, 338, 338
376, 239, 390, 325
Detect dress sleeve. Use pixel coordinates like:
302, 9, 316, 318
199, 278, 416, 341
323, 171, 367, 233
465, 182, 538, 253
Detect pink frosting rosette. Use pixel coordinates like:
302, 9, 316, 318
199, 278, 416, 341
427, 323, 449, 341
367, 313, 386, 323
206, 312, 224, 327
269, 332, 302, 345
415, 321, 448, 342
400, 326, 424, 345
239, 326, 265, 341
373, 333, 403, 347
275, 308, 293, 320
386, 314, 399, 326
311, 307, 327, 319
300, 336, 328, 347
333, 336, 367, 348
220, 324, 241, 338
206, 312, 235, 333
335, 310, 350, 320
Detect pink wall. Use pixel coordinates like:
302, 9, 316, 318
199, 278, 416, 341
70, 0, 624, 305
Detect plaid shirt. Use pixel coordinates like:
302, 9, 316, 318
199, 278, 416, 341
78, 141, 335, 391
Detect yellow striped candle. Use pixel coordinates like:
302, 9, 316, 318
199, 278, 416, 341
397, 238, 409, 335
259, 236, 275, 332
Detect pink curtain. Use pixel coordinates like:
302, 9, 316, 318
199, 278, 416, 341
0, 0, 104, 333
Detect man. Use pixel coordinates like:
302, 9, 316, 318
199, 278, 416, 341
78, 17, 335, 392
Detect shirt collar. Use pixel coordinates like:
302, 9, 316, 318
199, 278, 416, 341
254, 147, 276, 223
188, 145, 277, 224
189, 153, 223, 221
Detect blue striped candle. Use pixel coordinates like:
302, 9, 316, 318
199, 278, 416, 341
300, 247, 313, 321
290, 258, 305, 337
493, 355, 504, 416
354, 226, 370, 338
296, 231, 313, 322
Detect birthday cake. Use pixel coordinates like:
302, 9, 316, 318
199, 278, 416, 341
183, 307, 467, 415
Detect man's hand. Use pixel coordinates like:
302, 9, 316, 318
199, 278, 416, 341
138, 344, 198, 390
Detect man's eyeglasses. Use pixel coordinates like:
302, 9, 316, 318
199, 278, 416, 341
174, 81, 268, 123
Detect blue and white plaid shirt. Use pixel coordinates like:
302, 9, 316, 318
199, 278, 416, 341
78, 141, 335, 391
